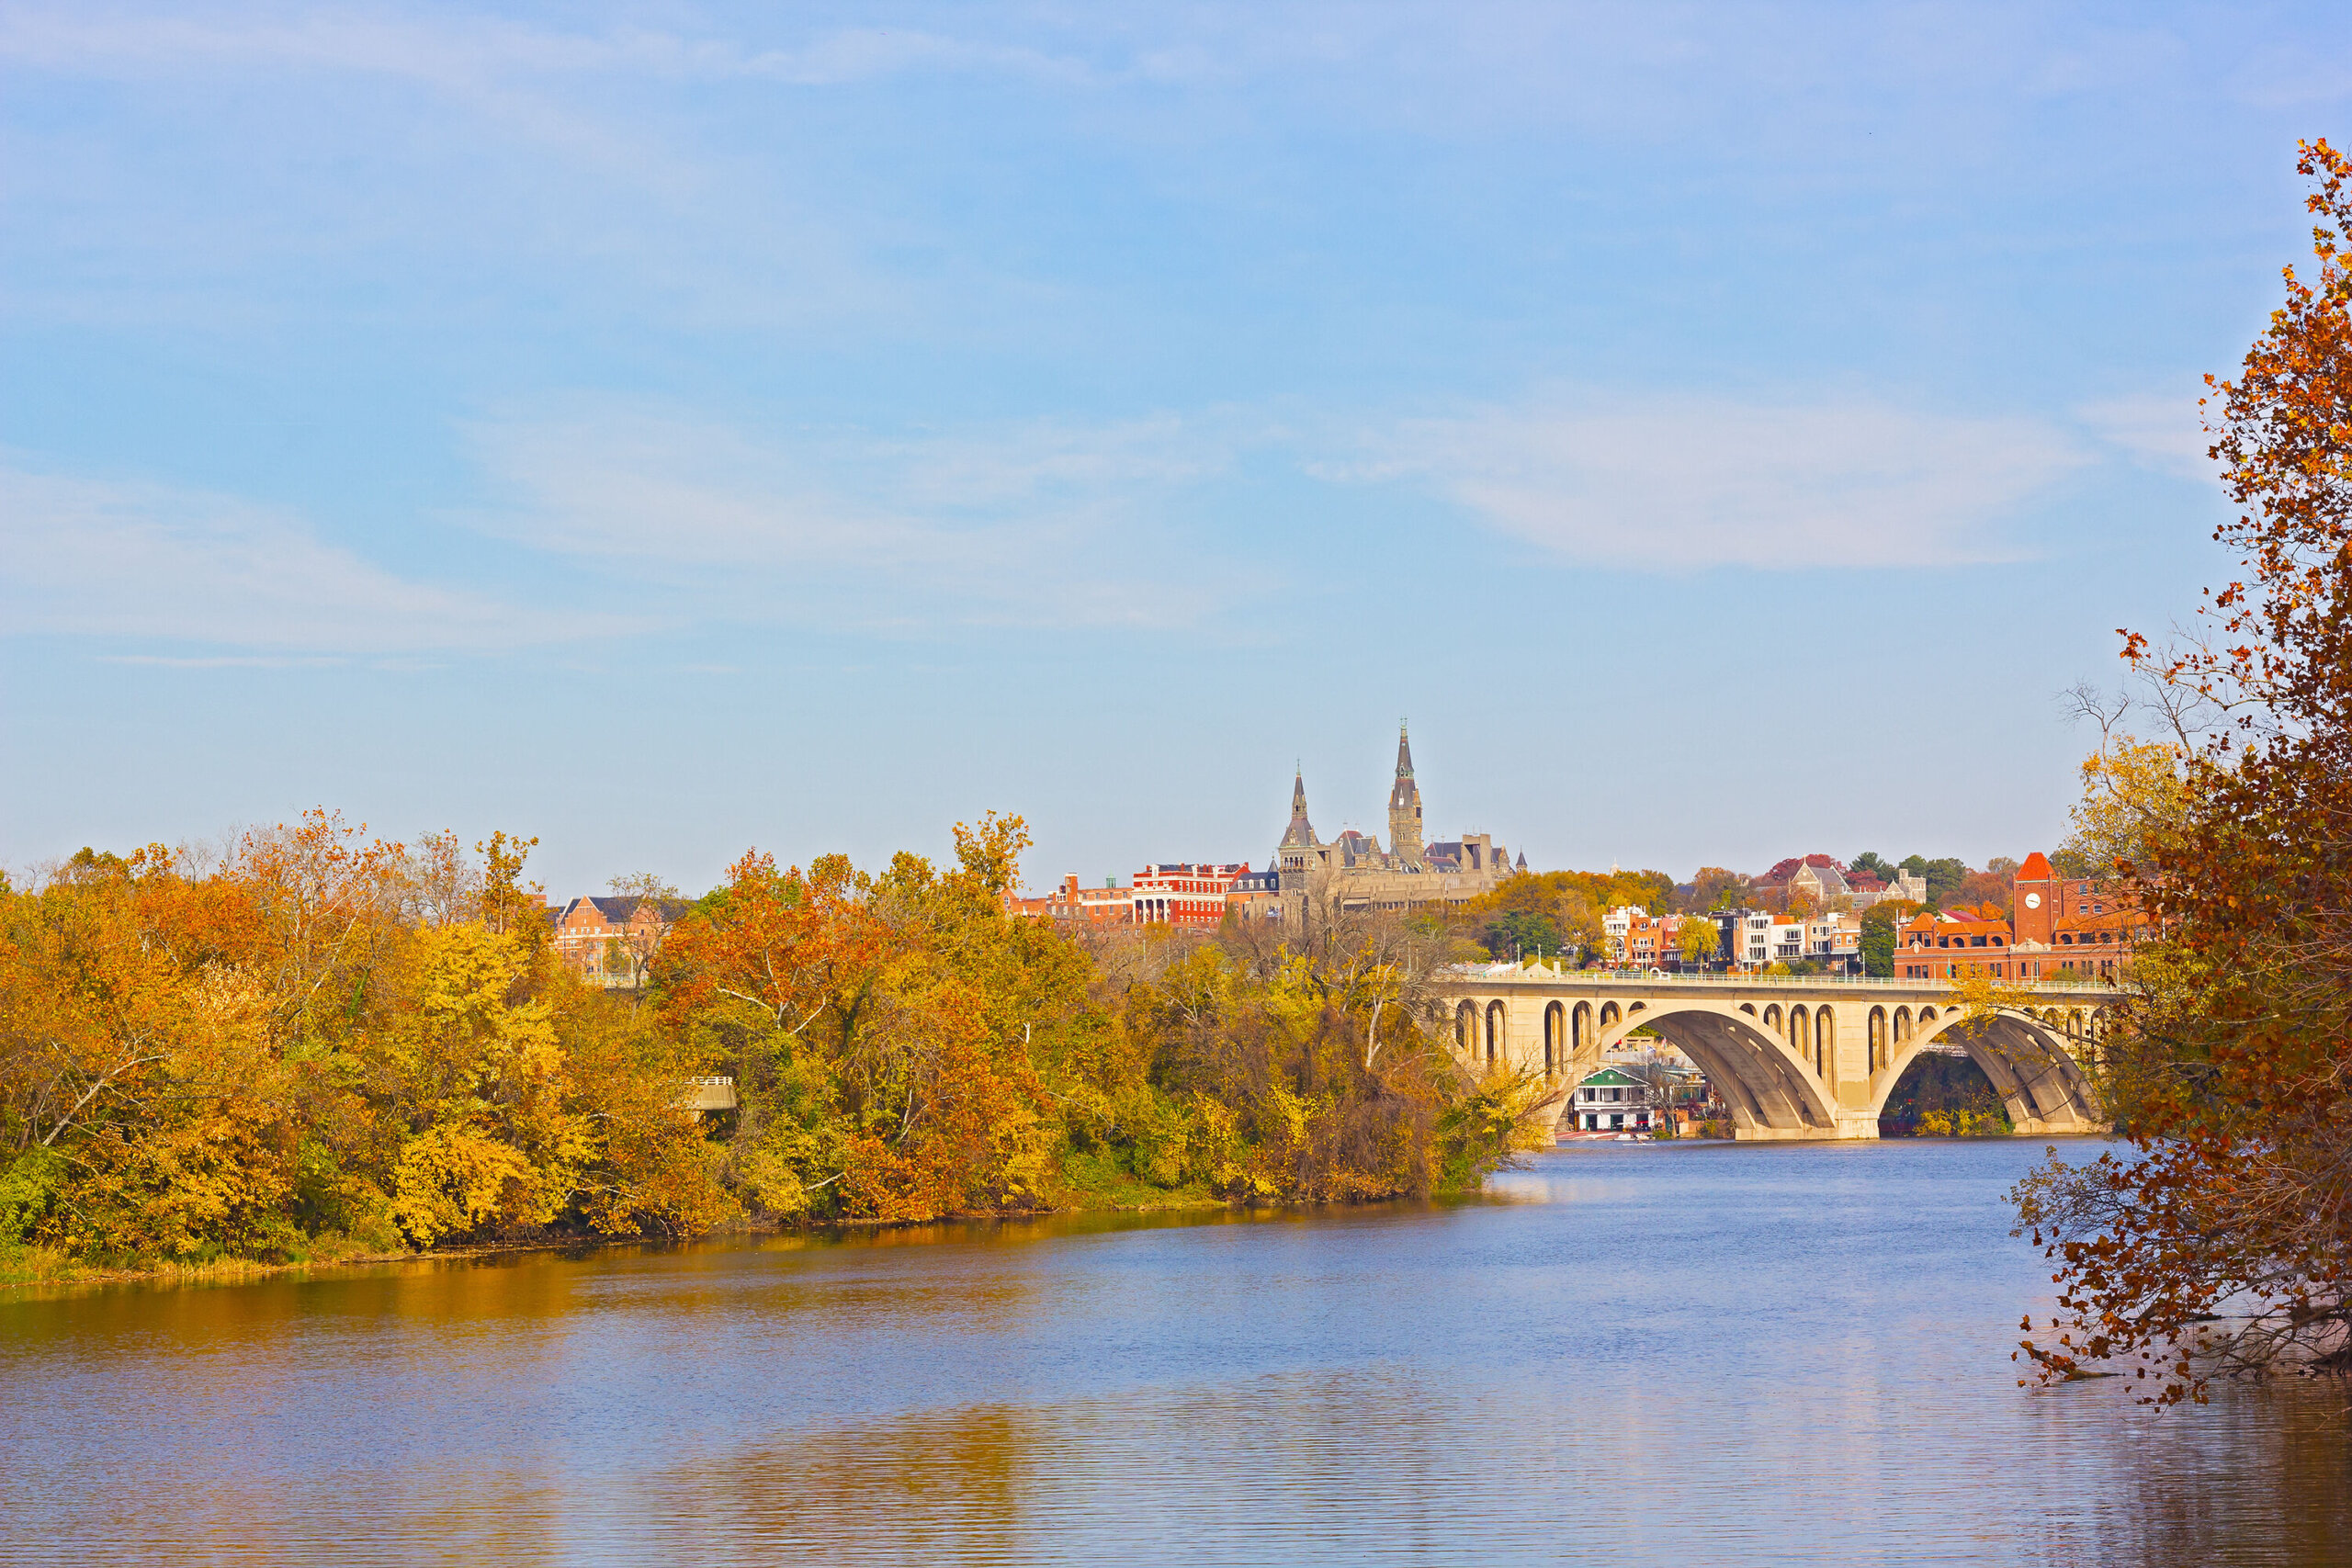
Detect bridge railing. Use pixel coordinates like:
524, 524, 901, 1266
1437, 964, 2123, 997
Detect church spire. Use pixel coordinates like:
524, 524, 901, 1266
1280, 767, 1318, 851
1395, 720, 1414, 781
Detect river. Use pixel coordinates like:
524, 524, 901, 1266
4, 1138, 2346, 1566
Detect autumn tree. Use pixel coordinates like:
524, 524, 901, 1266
1690, 866, 1747, 911
1457, 869, 1652, 964
2016, 141, 2352, 1403
1118, 904, 1541, 1202
604, 872, 684, 990
1948, 867, 2015, 917
2050, 741, 2194, 881
476, 832, 543, 943
0, 820, 725, 1270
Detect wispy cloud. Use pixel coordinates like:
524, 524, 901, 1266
1321, 395, 2091, 569
0, 10, 1091, 90
0, 384, 2168, 668
461, 405, 1256, 630
2077, 389, 2219, 481
97, 654, 345, 667
0, 461, 628, 652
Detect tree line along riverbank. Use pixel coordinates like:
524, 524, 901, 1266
0, 813, 1553, 1287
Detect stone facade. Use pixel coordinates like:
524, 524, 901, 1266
1274, 725, 1516, 925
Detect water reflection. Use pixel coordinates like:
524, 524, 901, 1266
2, 1141, 2346, 1566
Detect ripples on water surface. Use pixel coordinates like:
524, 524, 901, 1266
4, 1140, 2348, 1566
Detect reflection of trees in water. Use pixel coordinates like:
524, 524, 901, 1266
662, 1406, 1033, 1563
2085, 1382, 2352, 1565
641, 1372, 2352, 1566
635, 1371, 1487, 1563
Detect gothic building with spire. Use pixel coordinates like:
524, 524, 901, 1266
1271, 725, 1519, 923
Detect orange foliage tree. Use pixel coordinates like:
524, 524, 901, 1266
5, 807, 1554, 1268
658, 815, 1079, 1224
2015, 141, 2352, 1402
0, 819, 727, 1269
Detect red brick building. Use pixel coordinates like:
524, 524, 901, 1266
551, 896, 688, 985
1894, 903, 2022, 980
1131, 863, 1249, 926
1005, 863, 1254, 928
1008, 875, 1137, 925
2012, 851, 2144, 979
1894, 851, 2147, 981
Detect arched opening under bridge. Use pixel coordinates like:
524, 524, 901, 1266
1868, 1007, 2103, 1136
1587, 998, 1842, 1139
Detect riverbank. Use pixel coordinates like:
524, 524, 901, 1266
0, 1188, 1251, 1293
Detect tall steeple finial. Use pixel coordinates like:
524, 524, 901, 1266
1396, 719, 1414, 780
1280, 765, 1317, 852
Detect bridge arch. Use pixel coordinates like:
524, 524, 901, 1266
1870, 1007, 2102, 1134
1590, 999, 1843, 1138
1435, 975, 2114, 1140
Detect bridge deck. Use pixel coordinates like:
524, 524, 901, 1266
1440, 964, 2122, 999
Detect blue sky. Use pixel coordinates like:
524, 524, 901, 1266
3, 3, 2346, 897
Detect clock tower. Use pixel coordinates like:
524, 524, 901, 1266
1386, 722, 1424, 869
2013, 851, 2055, 946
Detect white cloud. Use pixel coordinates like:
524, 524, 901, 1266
0, 461, 624, 652
0, 10, 1090, 91
461, 406, 1254, 629
1325, 396, 2090, 569
2076, 390, 2219, 481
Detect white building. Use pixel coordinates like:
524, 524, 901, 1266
1568, 1066, 1657, 1133
1735, 910, 1771, 967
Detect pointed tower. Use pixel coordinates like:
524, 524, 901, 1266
1277, 769, 1319, 895
1386, 722, 1425, 869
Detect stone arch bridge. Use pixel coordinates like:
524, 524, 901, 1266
1438, 968, 2117, 1140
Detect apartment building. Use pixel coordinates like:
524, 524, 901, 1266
1132, 863, 1250, 927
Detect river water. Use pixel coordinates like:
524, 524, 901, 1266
4, 1139, 2347, 1566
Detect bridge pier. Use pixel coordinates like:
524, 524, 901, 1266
1731, 1113, 1884, 1143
